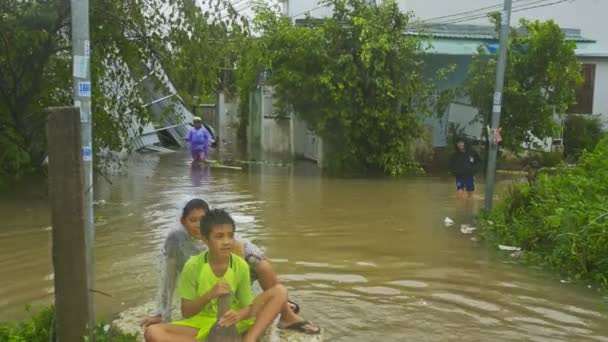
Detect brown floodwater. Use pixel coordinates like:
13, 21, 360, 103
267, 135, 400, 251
1, 151, 607, 341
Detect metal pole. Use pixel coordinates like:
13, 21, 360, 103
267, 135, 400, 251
281, 0, 289, 16
484, 0, 512, 211
70, 0, 95, 339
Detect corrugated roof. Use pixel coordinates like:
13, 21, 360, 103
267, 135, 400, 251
426, 38, 608, 57
294, 18, 595, 43
137, 65, 194, 148
408, 23, 595, 42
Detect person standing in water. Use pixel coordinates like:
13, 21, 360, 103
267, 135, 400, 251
449, 139, 481, 199
186, 116, 213, 162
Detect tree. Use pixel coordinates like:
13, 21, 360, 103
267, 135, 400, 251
465, 15, 583, 152
161, 0, 249, 106
0, 0, 241, 187
563, 114, 605, 161
245, 0, 443, 175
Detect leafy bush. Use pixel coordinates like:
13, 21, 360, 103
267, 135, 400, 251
243, 1, 449, 176
0, 306, 137, 342
538, 151, 563, 168
481, 136, 608, 289
563, 114, 605, 161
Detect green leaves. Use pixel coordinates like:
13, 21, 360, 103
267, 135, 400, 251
465, 18, 582, 151
482, 136, 608, 290
242, 0, 438, 175
1, 0, 246, 183
0, 305, 138, 342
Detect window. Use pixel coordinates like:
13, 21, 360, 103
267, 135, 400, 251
568, 64, 596, 114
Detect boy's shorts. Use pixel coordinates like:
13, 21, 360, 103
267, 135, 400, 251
456, 176, 475, 192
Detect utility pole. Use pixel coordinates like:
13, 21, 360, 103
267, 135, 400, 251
47, 107, 91, 342
484, 0, 512, 211
70, 0, 95, 339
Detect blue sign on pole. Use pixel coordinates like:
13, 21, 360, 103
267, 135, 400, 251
78, 82, 91, 97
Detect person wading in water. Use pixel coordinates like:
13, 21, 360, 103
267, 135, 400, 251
449, 139, 481, 199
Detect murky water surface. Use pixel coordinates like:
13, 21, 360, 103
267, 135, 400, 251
1, 152, 607, 341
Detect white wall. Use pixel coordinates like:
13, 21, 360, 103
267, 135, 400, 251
402, 0, 608, 49
578, 57, 608, 127
260, 86, 292, 154
217, 93, 240, 146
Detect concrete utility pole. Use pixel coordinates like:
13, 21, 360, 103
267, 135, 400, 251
70, 0, 95, 339
280, 0, 289, 17
46, 107, 91, 342
484, 0, 512, 211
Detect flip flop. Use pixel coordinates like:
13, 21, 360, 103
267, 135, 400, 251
279, 320, 321, 335
287, 299, 300, 314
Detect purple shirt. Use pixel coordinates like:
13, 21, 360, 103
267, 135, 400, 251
187, 127, 211, 152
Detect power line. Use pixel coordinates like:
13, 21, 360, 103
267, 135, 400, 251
290, 5, 325, 18
219, 1, 256, 20
434, 0, 573, 25
422, 0, 534, 23
217, 0, 249, 15
431, 1, 546, 24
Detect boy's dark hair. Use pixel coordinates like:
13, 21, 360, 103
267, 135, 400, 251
200, 209, 236, 238
182, 198, 210, 220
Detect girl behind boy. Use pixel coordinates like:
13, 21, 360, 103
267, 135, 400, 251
141, 199, 320, 334
144, 209, 286, 341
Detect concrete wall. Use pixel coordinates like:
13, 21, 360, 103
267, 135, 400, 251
261, 118, 291, 154
259, 86, 292, 155
291, 114, 308, 158
217, 93, 239, 146
422, 55, 474, 147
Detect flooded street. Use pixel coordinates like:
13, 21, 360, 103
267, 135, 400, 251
1, 151, 607, 341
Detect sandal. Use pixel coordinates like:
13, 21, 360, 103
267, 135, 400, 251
287, 299, 300, 314
279, 320, 321, 335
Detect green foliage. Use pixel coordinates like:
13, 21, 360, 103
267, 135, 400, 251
465, 16, 583, 152
162, 0, 247, 107
563, 114, 605, 161
0, 0, 243, 186
0, 0, 69, 186
0, 306, 137, 342
0, 306, 55, 342
481, 136, 608, 289
242, 0, 445, 175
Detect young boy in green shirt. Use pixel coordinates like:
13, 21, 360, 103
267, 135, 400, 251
144, 209, 287, 342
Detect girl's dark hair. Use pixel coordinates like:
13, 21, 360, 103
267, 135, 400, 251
182, 198, 210, 219
200, 209, 235, 238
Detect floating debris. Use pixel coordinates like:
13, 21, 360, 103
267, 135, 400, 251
444, 217, 454, 227
460, 224, 477, 234
498, 245, 521, 252
510, 250, 524, 259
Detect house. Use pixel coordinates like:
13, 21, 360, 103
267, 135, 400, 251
286, 0, 608, 49
419, 23, 608, 149
284, 0, 608, 149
